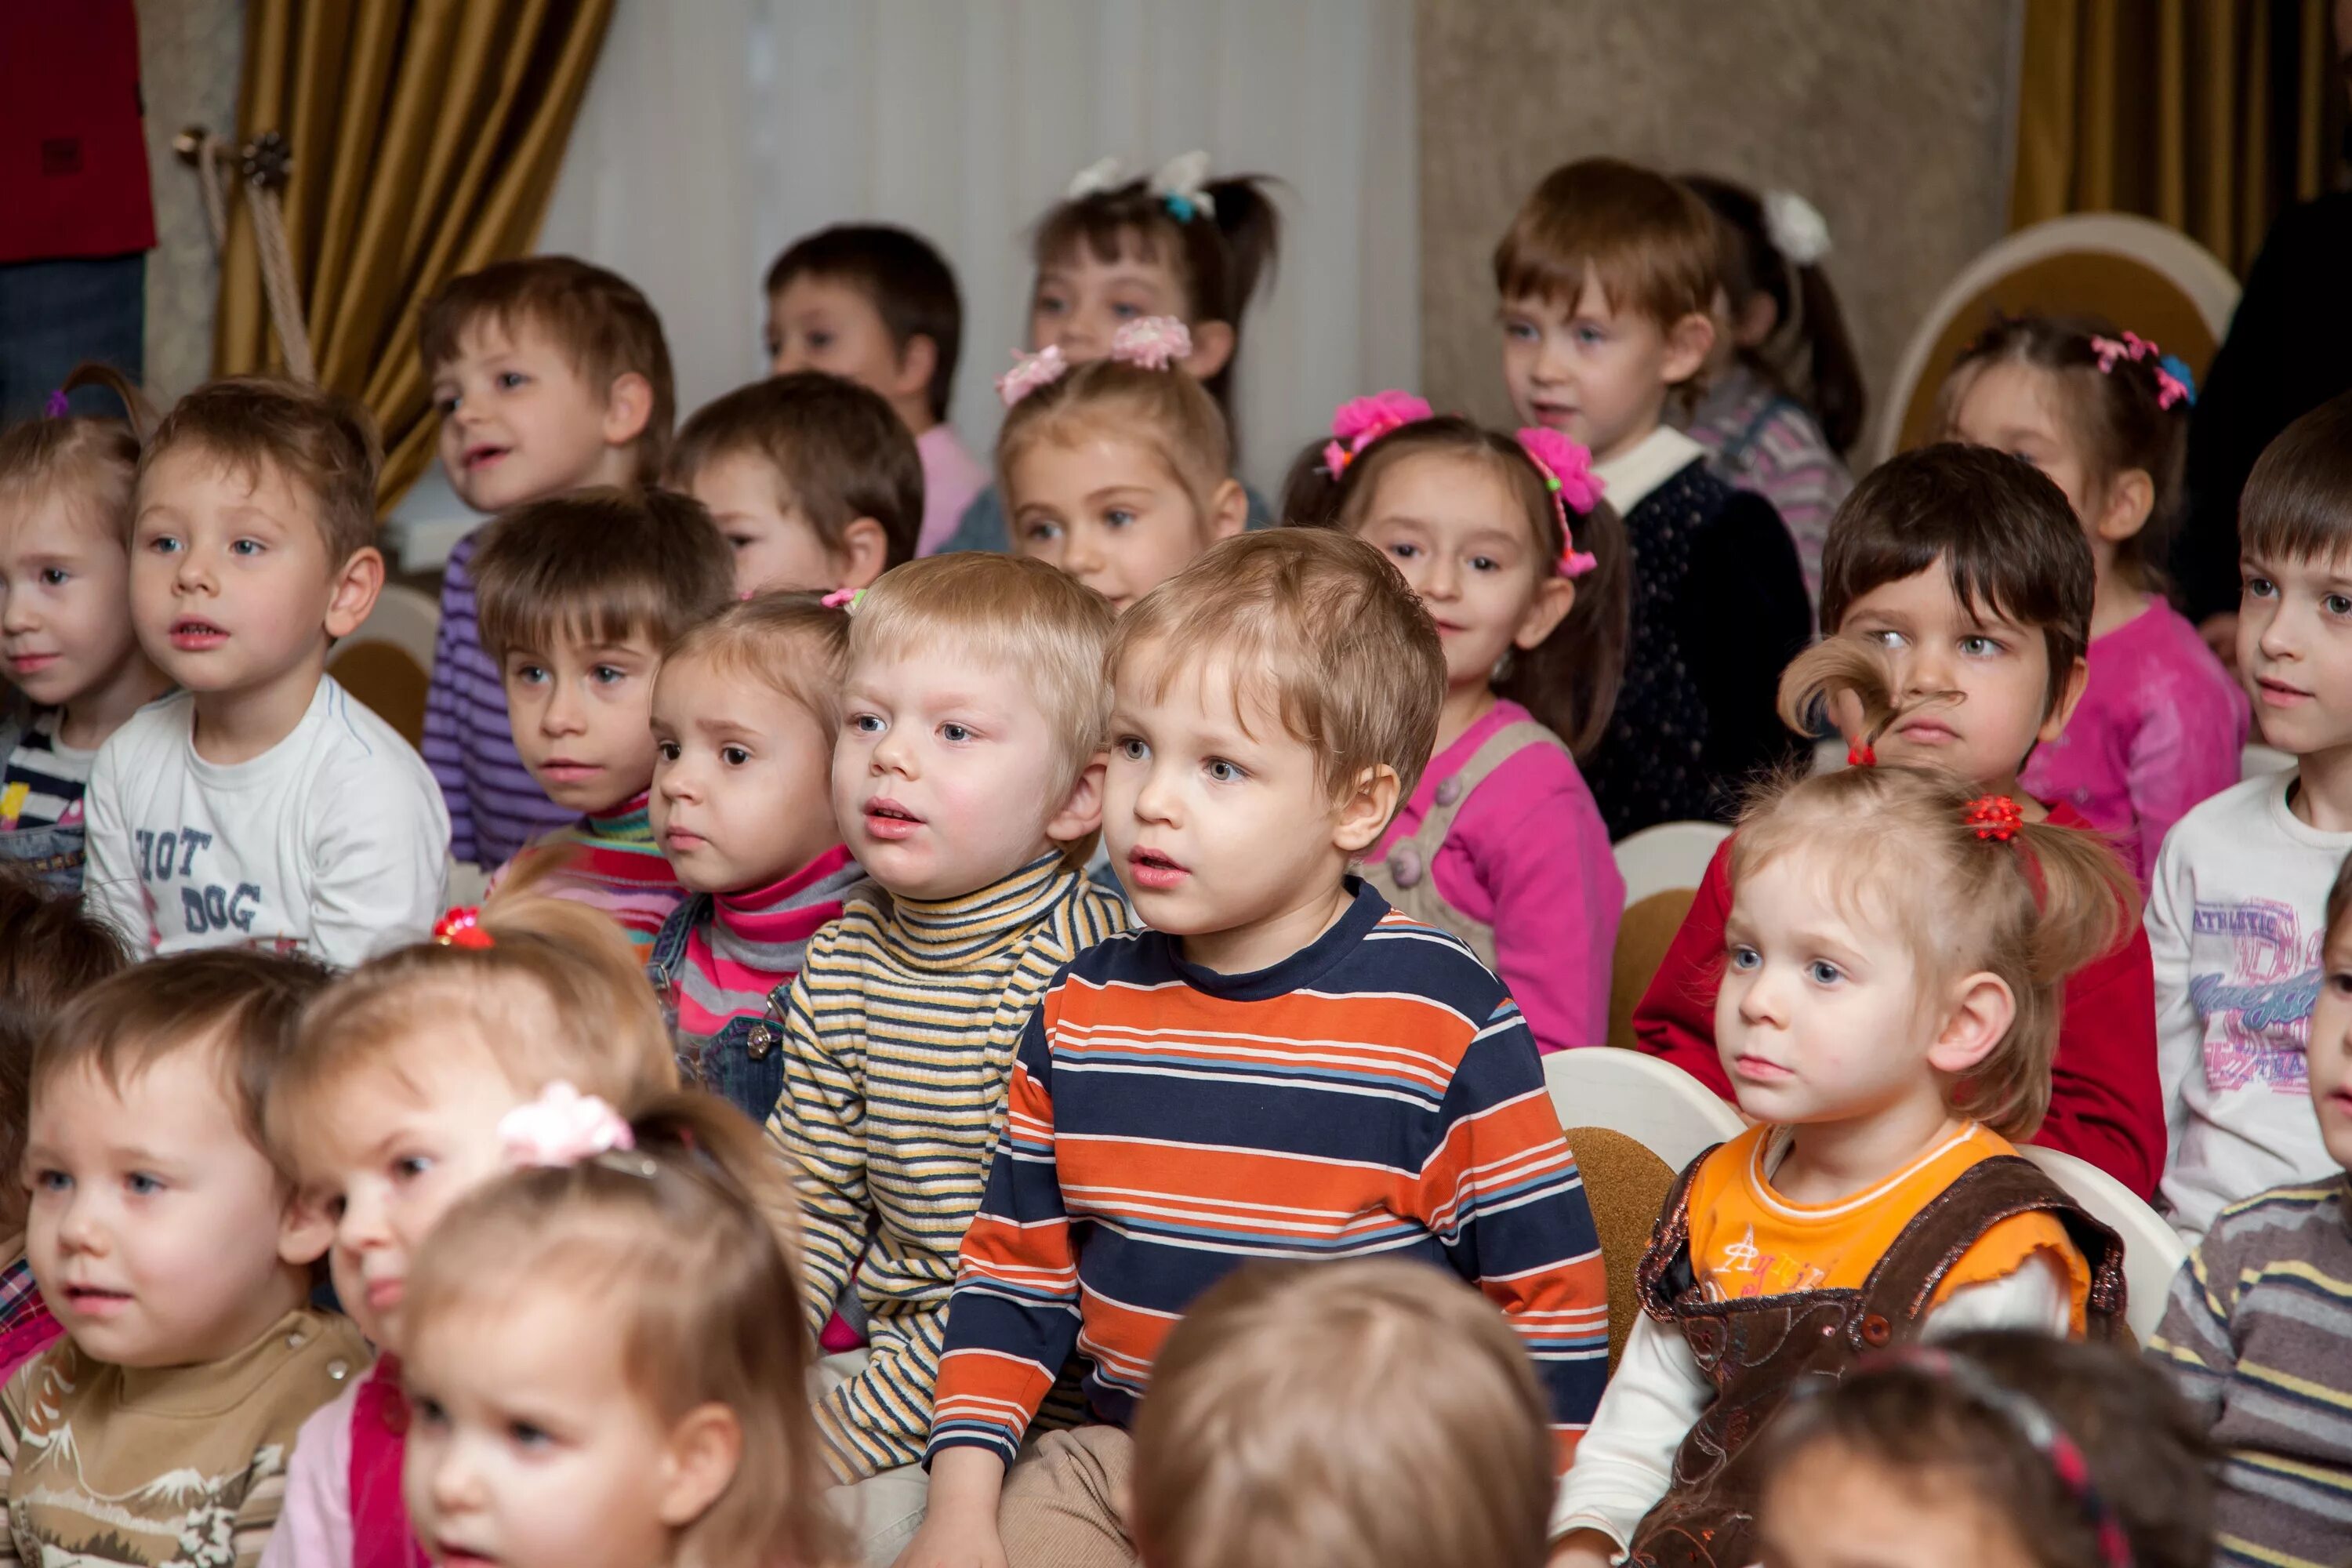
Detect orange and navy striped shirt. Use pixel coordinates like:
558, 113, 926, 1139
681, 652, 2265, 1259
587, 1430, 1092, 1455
927, 883, 1610, 1474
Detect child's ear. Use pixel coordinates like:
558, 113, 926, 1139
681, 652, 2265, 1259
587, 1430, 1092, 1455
1661, 311, 1716, 386
278, 1187, 336, 1267
655, 1402, 742, 1526
323, 546, 386, 641
601, 371, 656, 448
832, 518, 891, 590
1332, 764, 1401, 856
891, 333, 939, 407
1927, 971, 2015, 1077
2094, 468, 2155, 543
1206, 479, 1248, 543
1181, 320, 1236, 383
1045, 754, 1107, 846
2037, 655, 2091, 745
1515, 575, 1575, 651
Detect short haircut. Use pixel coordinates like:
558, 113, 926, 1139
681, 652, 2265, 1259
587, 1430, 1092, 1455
764, 223, 964, 423
659, 592, 850, 731
2237, 389, 2352, 566
1494, 158, 1717, 332
470, 487, 735, 662
33, 948, 332, 1158
419, 256, 675, 481
140, 376, 383, 566
1132, 1260, 1555, 1568
0, 871, 130, 1234
848, 552, 1116, 805
668, 372, 924, 571
995, 357, 1232, 528
1820, 443, 2092, 713
1111, 529, 1444, 806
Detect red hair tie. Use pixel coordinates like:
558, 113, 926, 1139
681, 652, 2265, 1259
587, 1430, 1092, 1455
432, 907, 494, 949
1962, 796, 2024, 842
1846, 742, 1876, 768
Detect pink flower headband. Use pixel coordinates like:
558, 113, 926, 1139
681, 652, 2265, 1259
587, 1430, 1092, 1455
1515, 426, 1604, 579
2087, 331, 2196, 411
1322, 390, 1435, 480
499, 1081, 636, 1169
996, 318, 1195, 408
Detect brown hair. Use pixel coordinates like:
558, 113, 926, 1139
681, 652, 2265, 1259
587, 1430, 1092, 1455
1743, 642, 2136, 1138
140, 376, 383, 565
419, 256, 676, 480
1112, 530, 1445, 807
0, 364, 151, 545
1494, 158, 1717, 332
2325, 841, 2352, 952
1940, 314, 2189, 593
0, 871, 131, 1233
668, 372, 924, 571
470, 487, 734, 662
996, 356, 1233, 535
1132, 1259, 1554, 1568
1320, 416, 1629, 759
764, 223, 964, 423
658, 592, 850, 732
1820, 443, 2093, 713
1759, 1331, 2213, 1568
405, 1092, 845, 1568
34, 947, 332, 1160
269, 887, 679, 1177
1032, 168, 1283, 427
2237, 388, 2352, 566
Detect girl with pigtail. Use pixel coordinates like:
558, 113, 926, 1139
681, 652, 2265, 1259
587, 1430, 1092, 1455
1551, 638, 2133, 1568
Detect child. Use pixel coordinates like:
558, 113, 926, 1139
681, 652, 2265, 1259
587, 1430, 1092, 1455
80, 377, 449, 965
5, 948, 367, 1563
906, 531, 1610, 1568
260, 891, 683, 1568
1677, 176, 1862, 603
646, 595, 862, 1122
1306, 400, 1629, 1052
2149, 840, 2352, 1568
468, 486, 734, 949
764, 222, 985, 557
419, 256, 674, 870
0, 366, 169, 893
1635, 444, 2166, 1197
1497, 157, 1812, 836
1131, 1259, 1558, 1568
2149, 390, 2352, 1243
401, 1091, 846, 1568
0, 870, 128, 1383
939, 152, 1281, 554
1759, 1332, 2213, 1568
1552, 662, 2132, 1568
764, 552, 1130, 1563
1945, 315, 2247, 884
998, 315, 1247, 612
669, 372, 922, 598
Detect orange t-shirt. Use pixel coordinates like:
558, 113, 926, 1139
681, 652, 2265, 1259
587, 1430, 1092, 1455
1685, 1122, 2090, 1332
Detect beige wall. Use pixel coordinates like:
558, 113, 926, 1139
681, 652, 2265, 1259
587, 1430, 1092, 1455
1417, 0, 2020, 453
136, 0, 244, 404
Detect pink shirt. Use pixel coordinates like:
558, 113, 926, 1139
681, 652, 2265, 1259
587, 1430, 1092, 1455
2021, 597, 2249, 884
916, 424, 988, 557
1370, 699, 1622, 1053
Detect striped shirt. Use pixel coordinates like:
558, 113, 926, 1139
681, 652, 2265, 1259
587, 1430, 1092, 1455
1, 708, 94, 830
667, 845, 860, 1042
767, 852, 1130, 1481
495, 793, 684, 950
421, 533, 575, 869
2148, 1177, 2352, 1567
926, 882, 1612, 1475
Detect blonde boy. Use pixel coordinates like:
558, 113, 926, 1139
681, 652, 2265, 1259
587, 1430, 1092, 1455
906, 530, 1610, 1568
419, 256, 675, 869
80, 379, 448, 966
764, 554, 1130, 1565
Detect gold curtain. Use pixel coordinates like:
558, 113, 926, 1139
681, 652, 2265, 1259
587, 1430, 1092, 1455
2011, 0, 2347, 274
213, 0, 616, 506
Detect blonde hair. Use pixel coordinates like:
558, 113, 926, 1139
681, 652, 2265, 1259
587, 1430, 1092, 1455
660, 591, 850, 731
1132, 1260, 1555, 1568
0, 364, 149, 546
847, 552, 1116, 805
1740, 642, 2137, 1138
404, 1092, 844, 1568
1111, 530, 1444, 805
267, 888, 681, 1178
996, 357, 1232, 526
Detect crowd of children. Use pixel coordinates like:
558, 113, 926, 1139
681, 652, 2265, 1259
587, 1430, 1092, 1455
0, 142, 2343, 1568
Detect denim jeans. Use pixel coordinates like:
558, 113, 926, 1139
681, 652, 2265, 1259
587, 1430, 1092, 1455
0, 252, 145, 421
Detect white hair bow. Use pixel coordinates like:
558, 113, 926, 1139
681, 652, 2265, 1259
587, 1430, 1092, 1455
1065, 156, 1127, 201
1149, 150, 1216, 221
1762, 189, 1831, 267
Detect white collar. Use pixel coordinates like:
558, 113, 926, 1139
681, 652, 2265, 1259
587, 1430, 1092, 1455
1593, 425, 1706, 514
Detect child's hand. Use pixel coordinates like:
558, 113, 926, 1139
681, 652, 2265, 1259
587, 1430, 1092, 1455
1548, 1528, 1621, 1568
891, 1447, 1010, 1568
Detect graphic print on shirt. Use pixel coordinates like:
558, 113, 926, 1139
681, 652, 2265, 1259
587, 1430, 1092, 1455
2187, 897, 2318, 1096
1703, 1223, 1828, 1300
131, 822, 272, 944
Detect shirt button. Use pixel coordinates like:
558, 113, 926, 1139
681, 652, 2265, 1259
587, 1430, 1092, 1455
1435, 777, 1465, 808
1860, 1313, 1893, 1348
1388, 845, 1425, 889
327, 1359, 350, 1382
748, 1023, 778, 1061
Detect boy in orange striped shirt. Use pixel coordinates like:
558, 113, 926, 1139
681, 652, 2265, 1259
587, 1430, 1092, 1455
902, 530, 1610, 1568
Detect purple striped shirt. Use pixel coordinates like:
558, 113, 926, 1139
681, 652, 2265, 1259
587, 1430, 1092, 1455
422, 532, 575, 869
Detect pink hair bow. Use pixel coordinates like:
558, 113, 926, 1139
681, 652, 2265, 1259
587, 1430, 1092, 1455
1515, 426, 1605, 578
1321, 390, 1434, 478
499, 1081, 635, 1168
1109, 316, 1192, 371
819, 586, 864, 612
996, 344, 1070, 408
2087, 330, 2194, 409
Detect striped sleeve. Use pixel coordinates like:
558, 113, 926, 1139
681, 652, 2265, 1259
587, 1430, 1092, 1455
422, 545, 480, 868
1418, 1000, 1611, 1472
768, 931, 869, 1344
2147, 1237, 2231, 1432
924, 996, 1080, 1470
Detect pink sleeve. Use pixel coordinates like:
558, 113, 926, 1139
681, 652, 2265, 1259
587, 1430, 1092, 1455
2124, 645, 2250, 883
1456, 749, 1622, 1053
262, 1377, 358, 1568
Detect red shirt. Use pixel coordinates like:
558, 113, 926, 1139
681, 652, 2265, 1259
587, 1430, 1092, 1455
0, 1, 156, 264
1630, 800, 2165, 1198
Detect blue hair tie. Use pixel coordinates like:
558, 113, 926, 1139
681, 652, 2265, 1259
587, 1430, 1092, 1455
2157, 353, 2198, 408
